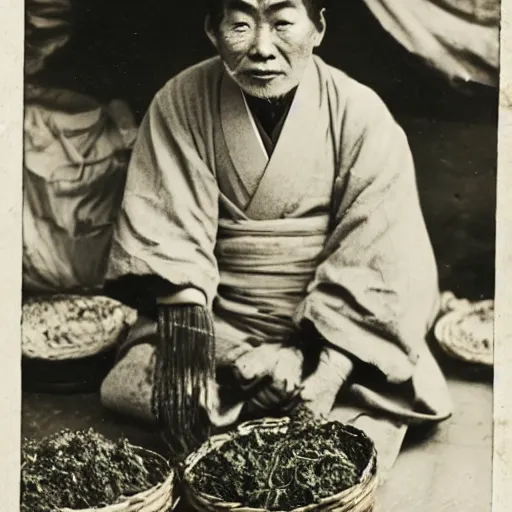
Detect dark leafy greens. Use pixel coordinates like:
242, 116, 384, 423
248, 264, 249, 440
189, 408, 372, 511
21, 429, 167, 512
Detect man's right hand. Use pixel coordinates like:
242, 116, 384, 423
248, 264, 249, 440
233, 343, 304, 412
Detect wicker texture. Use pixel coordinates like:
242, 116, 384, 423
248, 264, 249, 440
182, 417, 378, 512
435, 292, 494, 366
22, 295, 138, 360
59, 448, 177, 512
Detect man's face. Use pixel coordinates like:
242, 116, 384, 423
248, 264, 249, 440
207, 0, 326, 99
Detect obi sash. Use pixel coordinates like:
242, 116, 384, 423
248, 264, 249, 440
213, 215, 330, 341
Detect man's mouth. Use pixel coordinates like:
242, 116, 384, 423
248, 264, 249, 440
245, 69, 283, 79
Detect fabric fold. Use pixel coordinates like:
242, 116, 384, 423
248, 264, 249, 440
106, 83, 221, 307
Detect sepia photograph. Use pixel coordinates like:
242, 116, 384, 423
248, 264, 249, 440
6, 0, 504, 510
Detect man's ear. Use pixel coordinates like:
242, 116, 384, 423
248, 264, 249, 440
314, 8, 327, 48
204, 15, 218, 49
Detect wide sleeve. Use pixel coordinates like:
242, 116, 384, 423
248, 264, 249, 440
106, 82, 220, 308
294, 89, 440, 385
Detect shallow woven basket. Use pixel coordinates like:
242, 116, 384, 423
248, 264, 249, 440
435, 292, 494, 367
59, 447, 178, 512
22, 294, 138, 361
181, 417, 378, 512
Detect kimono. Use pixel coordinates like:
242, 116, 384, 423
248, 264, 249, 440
101, 55, 452, 474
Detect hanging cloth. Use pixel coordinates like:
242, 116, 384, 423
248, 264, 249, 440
362, 0, 500, 87
23, 86, 138, 293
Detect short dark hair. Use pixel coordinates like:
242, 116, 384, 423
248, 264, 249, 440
204, 0, 328, 31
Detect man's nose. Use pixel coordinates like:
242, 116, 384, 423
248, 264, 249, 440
249, 25, 275, 60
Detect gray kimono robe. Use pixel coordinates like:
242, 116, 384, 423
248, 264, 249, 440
101, 55, 452, 474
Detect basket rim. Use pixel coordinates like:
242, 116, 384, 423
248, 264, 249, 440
55, 445, 175, 512
434, 303, 494, 366
181, 416, 378, 512
22, 294, 138, 361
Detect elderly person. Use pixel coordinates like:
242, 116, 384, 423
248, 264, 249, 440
101, 0, 452, 475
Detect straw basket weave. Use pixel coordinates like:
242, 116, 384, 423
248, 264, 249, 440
435, 292, 494, 367
181, 417, 378, 512
22, 295, 138, 361
59, 448, 178, 512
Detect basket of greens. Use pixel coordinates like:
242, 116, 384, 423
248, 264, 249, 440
22, 295, 138, 393
21, 429, 177, 512
434, 292, 494, 367
181, 409, 378, 512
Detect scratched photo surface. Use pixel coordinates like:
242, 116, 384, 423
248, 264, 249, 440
20, 1, 498, 512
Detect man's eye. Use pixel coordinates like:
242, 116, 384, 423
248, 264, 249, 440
233, 22, 250, 32
275, 20, 293, 29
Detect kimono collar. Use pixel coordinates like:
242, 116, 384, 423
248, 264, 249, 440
243, 87, 297, 147
219, 58, 323, 219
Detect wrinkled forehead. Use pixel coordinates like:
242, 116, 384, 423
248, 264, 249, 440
223, 0, 306, 12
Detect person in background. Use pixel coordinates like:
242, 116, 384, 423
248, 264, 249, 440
102, 0, 452, 476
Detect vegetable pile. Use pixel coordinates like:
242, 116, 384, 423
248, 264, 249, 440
21, 429, 167, 512
189, 409, 372, 511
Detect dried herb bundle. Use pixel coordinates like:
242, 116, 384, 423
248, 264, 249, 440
153, 304, 215, 458
21, 429, 167, 512
189, 409, 369, 511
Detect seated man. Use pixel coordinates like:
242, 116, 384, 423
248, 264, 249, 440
101, 0, 452, 477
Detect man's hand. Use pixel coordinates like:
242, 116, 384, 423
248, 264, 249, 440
233, 343, 304, 412
299, 347, 353, 419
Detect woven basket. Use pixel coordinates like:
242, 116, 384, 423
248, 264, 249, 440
22, 295, 138, 361
58, 447, 178, 512
434, 292, 494, 367
181, 417, 378, 512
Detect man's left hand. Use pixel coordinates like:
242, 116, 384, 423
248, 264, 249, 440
299, 347, 354, 419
